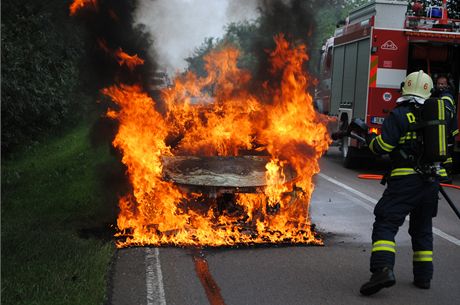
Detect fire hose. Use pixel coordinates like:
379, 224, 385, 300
358, 174, 460, 220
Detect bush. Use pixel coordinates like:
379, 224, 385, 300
1, 0, 88, 155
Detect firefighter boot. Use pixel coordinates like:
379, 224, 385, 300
360, 267, 396, 296
413, 280, 430, 289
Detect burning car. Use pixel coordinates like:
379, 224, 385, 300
102, 35, 331, 247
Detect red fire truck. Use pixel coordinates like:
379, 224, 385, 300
315, 0, 460, 168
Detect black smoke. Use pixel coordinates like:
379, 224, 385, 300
74, 0, 158, 93
246, 0, 325, 98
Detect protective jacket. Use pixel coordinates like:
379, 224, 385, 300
437, 90, 459, 171
368, 97, 456, 178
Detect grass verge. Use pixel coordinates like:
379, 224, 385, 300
2, 121, 120, 305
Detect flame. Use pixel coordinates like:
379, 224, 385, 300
96, 39, 145, 71
69, 0, 98, 16
264, 159, 289, 207
114, 48, 145, 71
104, 34, 331, 247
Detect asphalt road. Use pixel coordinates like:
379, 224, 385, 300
109, 147, 460, 305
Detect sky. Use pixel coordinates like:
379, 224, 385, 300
134, 0, 260, 75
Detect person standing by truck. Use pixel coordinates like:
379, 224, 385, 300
359, 71, 453, 296
433, 74, 459, 179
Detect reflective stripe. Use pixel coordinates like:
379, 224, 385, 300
438, 168, 448, 177
376, 135, 395, 152
438, 99, 446, 156
398, 132, 417, 144
374, 240, 396, 246
441, 96, 455, 107
373, 246, 396, 253
372, 240, 396, 253
413, 250, 433, 262
391, 168, 417, 176
453, 129, 459, 136
369, 138, 377, 154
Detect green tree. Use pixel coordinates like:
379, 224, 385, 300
310, 0, 372, 74
222, 21, 260, 73
185, 37, 220, 78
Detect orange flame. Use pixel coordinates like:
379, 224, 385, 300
69, 0, 98, 16
96, 40, 145, 71
115, 48, 145, 71
265, 159, 289, 207
103, 34, 331, 247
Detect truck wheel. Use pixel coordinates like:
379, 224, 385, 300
341, 136, 359, 168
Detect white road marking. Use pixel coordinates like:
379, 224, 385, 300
432, 228, 460, 246
145, 247, 167, 305
317, 173, 460, 246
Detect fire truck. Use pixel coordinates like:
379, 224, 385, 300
315, 0, 460, 168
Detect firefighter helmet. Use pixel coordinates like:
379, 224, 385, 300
401, 70, 433, 99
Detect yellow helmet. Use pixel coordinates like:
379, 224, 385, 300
402, 70, 433, 99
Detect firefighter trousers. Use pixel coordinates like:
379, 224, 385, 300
370, 174, 439, 282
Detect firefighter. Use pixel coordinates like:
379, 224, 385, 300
434, 74, 459, 178
360, 71, 450, 296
